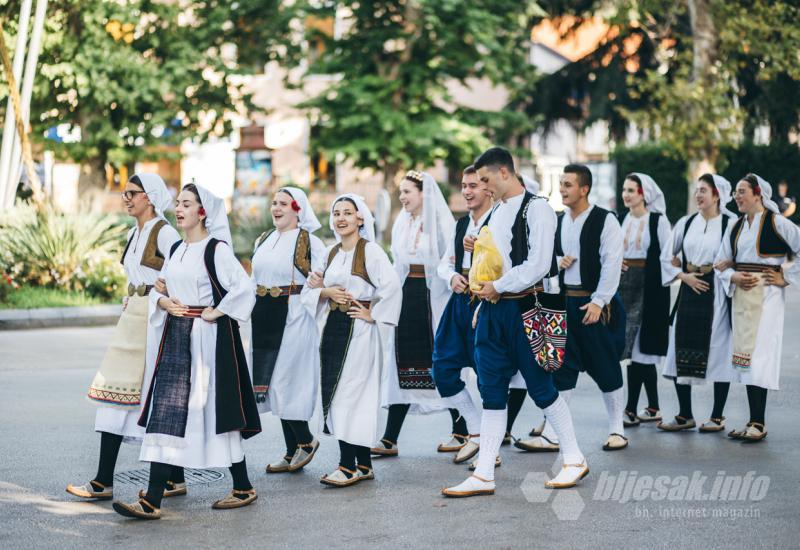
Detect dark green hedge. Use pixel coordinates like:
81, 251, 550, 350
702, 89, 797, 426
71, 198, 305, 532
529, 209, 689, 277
720, 142, 800, 222
610, 143, 688, 223
612, 142, 800, 223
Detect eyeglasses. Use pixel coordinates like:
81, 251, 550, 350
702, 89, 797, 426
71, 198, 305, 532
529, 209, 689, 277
122, 190, 146, 201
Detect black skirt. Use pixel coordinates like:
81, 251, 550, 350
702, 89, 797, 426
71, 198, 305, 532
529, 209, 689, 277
618, 264, 645, 359
395, 277, 436, 390
674, 272, 716, 378
319, 308, 355, 431
250, 294, 290, 402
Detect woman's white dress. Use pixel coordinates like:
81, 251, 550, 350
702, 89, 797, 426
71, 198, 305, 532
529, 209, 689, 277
141, 236, 256, 468
251, 228, 326, 421
301, 241, 402, 448
715, 213, 800, 390
94, 218, 180, 441
661, 213, 736, 385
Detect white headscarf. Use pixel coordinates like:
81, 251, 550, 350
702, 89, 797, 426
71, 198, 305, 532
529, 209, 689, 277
134, 173, 172, 221
277, 187, 321, 233
632, 172, 667, 216
195, 185, 233, 244
708, 174, 737, 218
330, 193, 375, 242
521, 174, 540, 195
752, 174, 780, 215
391, 171, 455, 289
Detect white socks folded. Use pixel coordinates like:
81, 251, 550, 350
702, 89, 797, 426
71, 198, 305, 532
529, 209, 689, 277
444, 388, 482, 441
474, 408, 507, 481
541, 389, 572, 443
602, 387, 625, 436
543, 395, 584, 465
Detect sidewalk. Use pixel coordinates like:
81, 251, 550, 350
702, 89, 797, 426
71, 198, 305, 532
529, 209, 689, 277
0, 304, 121, 330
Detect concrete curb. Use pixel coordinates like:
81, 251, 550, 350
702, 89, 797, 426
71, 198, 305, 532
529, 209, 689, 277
0, 304, 122, 330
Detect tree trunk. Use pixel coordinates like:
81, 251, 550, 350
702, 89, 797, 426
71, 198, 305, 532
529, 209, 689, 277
686, 0, 717, 214
77, 155, 108, 199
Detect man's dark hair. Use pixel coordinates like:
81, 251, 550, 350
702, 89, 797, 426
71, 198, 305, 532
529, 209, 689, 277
473, 147, 515, 173
463, 165, 477, 175
564, 164, 592, 191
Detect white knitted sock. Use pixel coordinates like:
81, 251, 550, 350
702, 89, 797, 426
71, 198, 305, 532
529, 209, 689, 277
544, 396, 584, 464
602, 388, 625, 435
474, 408, 507, 481
541, 389, 572, 443
443, 388, 482, 437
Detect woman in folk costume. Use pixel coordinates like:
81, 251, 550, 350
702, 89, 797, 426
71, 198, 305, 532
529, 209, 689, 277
714, 174, 800, 442
372, 171, 457, 457
67, 174, 181, 502
658, 174, 737, 432
112, 183, 261, 519
302, 194, 401, 487
618, 173, 671, 427
251, 187, 326, 473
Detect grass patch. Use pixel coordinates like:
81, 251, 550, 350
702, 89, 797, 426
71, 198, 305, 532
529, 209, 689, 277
0, 286, 120, 310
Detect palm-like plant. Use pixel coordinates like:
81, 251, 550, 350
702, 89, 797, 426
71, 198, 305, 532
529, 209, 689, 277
0, 204, 128, 291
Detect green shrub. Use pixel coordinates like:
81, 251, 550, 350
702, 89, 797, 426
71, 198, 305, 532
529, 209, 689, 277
0, 204, 127, 299
611, 143, 688, 223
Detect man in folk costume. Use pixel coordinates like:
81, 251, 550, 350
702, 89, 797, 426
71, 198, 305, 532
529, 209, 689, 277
443, 148, 587, 498
113, 184, 261, 519
617, 173, 671, 427
659, 174, 737, 432
372, 171, 456, 457
303, 195, 402, 486
715, 174, 800, 442
251, 188, 327, 473
525, 164, 629, 453
67, 174, 182, 501
432, 165, 496, 464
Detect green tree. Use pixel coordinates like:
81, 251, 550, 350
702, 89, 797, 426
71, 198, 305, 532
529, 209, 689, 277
296, 0, 543, 191
530, 0, 800, 211
1, 0, 294, 194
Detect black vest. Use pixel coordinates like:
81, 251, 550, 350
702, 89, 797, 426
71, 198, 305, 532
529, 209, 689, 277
555, 205, 614, 292
509, 192, 559, 276
454, 210, 493, 273
619, 211, 671, 355
729, 210, 791, 260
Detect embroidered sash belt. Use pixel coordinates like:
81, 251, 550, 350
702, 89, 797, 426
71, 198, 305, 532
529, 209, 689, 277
686, 263, 714, 274
328, 299, 372, 313
127, 283, 154, 297
501, 284, 545, 300
256, 284, 303, 298
564, 284, 591, 297
735, 263, 781, 273
408, 264, 426, 278
623, 258, 646, 268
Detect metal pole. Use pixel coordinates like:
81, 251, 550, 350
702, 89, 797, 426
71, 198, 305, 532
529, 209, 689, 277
0, 0, 33, 210
5, 0, 48, 208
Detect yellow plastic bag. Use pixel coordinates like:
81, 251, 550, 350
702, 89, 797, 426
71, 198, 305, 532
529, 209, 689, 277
469, 226, 504, 294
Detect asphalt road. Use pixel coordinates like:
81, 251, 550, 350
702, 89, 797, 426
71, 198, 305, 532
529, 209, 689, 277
1, 292, 799, 549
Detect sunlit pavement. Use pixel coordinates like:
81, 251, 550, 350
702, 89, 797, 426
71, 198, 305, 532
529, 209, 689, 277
2, 291, 799, 549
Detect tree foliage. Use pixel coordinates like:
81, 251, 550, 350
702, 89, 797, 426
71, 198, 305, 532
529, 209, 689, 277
529, 0, 800, 172
1, 0, 294, 189
296, 0, 544, 186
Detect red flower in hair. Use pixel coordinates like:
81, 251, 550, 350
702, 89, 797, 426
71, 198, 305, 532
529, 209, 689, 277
291, 200, 301, 213
753, 185, 761, 196
198, 207, 206, 216
637, 187, 643, 195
